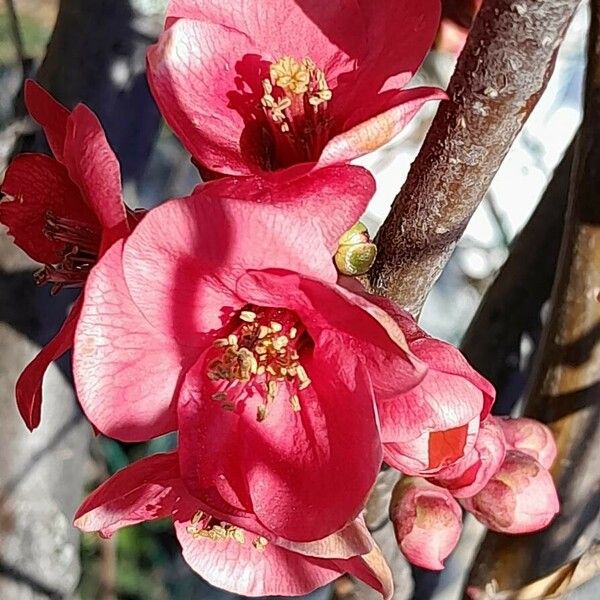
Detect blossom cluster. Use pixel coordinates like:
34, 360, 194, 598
0, 1, 558, 597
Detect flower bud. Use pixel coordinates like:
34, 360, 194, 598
461, 450, 559, 534
334, 222, 377, 276
390, 477, 462, 570
431, 416, 506, 498
495, 417, 557, 469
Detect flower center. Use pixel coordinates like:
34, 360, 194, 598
259, 55, 333, 169
35, 212, 101, 295
186, 510, 268, 551
206, 306, 311, 421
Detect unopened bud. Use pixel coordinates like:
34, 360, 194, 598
495, 417, 557, 469
334, 222, 377, 276
461, 450, 559, 534
390, 477, 462, 570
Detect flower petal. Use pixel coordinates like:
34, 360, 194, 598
75, 452, 182, 537
178, 352, 381, 542
120, 171, 368, 344
16, 297, 81, 431
0, 154, 94, 264
320, 87, 445, 167
173, 495, 341, 597
24, 80, 70, 162
73, 240, 188, 441
62, 104, 129, 250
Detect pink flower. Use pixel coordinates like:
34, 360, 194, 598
73, 170, 427, 543
75, 451, 393, 599
147, 0, 445, 178
461, 450, 559, 534
430, 416, 506, 498
496, 416, 557, 469
390, 477, 462, 570
0, 80, 137, 430
367, 298, 495, 476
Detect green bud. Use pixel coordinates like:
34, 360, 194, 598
334, 222, 377, 276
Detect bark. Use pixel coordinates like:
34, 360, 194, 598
369, 0, 580, 315
461, 139, 575, 413
466, 1, 600, 592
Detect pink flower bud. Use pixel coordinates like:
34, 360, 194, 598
495, 417, 557, 469
462, 450, 559, 534
431, 416, 506, 498
390, 478, 462, 570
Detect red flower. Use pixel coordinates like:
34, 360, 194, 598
390, 477, 462, 571
147, 0, 445, 177
0, 80, 137, 430
75, 452, 393, 599
72, 171, 426, 543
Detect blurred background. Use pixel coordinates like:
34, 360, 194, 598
0, 0, 588, 598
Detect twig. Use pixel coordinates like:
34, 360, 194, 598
369, 0, 580, 314
465, 1, 600, 592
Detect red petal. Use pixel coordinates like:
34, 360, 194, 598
75, 452, 182, 537
16, 297, 81, 430
178, 352, 381, 542
173, 495, 341, 597
62, 105, 129, 250
120, 172, 367, 345
0, 154, 94, 264
24, 80, 70, 162
73, 240, 187, 441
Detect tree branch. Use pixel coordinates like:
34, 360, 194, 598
369, 0, 579, 314
466, 1, 600, 591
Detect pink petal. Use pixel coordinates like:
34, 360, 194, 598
384, 417, 480, 475
431, 416, 507, 498
178, 352, 381, 542
24, 80, 70, 162
165, 0, 366, 68
0, 154, 95, 264
15, 297, 81, 430
495, 416, 557, 470
147, 19, 261, 175
120, 173, 367, 345
390, 478, 462, 571
73, 240, 189, 441
75, 452, 182, 537
334, 546, 394, 600
173, 496, 342, 597
320, 87, 446, 167
62, 104, 129, 250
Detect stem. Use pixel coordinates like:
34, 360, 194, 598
369, 0, 579, 314
466, 1, 600, 592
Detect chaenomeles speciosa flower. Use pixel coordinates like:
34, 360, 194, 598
74, 451, 393, 598
72, 168, 430, 547
0, 80, 142, 430
436, 0, 482, 55
147, 0, 445, 178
